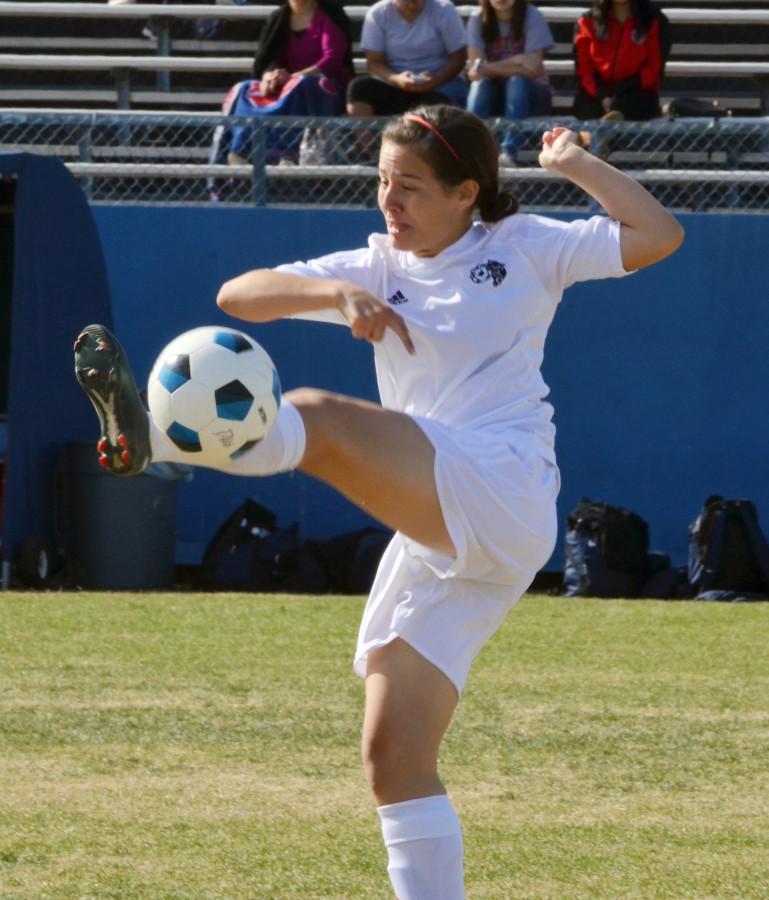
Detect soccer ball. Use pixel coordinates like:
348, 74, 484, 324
147, 326, 281, 466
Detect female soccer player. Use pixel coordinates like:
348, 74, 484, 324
75, 105, 683, 899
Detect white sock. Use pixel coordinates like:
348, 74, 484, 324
149, 399, 306, 476
377, 795, 464, 900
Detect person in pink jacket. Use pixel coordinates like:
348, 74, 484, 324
212, 0, 354, 168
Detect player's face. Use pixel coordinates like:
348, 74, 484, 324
378, 141, 477, 258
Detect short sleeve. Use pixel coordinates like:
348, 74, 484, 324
523, 6, 555, 53
512, 214, 630, 299
436, 1, 468, 53
276, 246, 380, 325
555, 215, 629, 289
360, 5, 386, 53
465, 13, 483, 52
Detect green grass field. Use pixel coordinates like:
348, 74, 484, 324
1, 591, 768, 899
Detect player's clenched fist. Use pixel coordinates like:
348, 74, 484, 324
335, 283, 415, 354
538, 126, 580, 170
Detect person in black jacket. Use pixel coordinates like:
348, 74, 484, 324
212, 0, 354, 167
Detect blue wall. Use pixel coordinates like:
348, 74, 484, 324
92, 206, 769, 568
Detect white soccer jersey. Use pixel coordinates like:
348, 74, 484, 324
277, 213, 631, 692
278, 213, 629, 463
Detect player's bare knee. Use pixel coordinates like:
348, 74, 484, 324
284, 386, 331, 409
284, 386, 335, 450
285, 388, 353, 459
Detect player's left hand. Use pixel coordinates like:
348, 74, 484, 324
538, 127, 581, 170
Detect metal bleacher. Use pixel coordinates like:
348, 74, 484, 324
0, 1, 767, 211
0, 2, 767, 113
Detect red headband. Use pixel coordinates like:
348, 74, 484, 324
403, 113, 460, 161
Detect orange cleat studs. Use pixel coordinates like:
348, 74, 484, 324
120, 450, 131, 465
117, 434, 128, 449
97, 438, 108, 453
98, 455, 110, 470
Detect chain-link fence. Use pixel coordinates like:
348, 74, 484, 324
2, 110, 768, 212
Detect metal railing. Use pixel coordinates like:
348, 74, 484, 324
2, 110, 767, 212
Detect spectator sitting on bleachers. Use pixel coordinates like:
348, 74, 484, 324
211, 0, 353, 166
466, 0, 554, 167
573, 0, 670, 122
346, 0, 468, 118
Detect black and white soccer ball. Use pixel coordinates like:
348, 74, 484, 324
147, 326, 281, 466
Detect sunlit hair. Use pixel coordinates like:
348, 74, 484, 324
381, 105, 518, 223
592, 0, 658, 38
479, 0, 528, 47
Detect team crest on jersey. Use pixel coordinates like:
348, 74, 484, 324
469, 260, 507, 286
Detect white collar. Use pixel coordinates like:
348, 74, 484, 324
371, 221, 490, 277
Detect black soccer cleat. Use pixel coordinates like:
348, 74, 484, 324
74, 324, 151, 477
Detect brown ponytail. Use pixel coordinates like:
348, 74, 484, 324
478, 188, 519, 223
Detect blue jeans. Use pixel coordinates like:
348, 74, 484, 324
436, 74, 469, 109
467, 76, 552, 158
212, 75, 345, 165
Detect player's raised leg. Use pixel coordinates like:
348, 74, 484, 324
287, 387, 454, 557
74, 326, 454, 558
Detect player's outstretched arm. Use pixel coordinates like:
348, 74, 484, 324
217, 269, 346, 322
539, 128, 685, 271
217, 270, 414, 354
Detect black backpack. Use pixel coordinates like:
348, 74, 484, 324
688, 497, 769, 600
312, 526, 393, 594
201, 498, 391, 594
563, 498, 650, 597
201, 498, 328, 593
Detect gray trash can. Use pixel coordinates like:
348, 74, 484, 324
61, 443, 180, 590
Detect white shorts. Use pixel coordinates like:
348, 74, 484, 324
354, 417, 560, 695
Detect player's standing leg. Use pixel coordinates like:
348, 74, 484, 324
364, 638, 465, 900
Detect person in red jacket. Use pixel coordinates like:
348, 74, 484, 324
573, 0, 668, 121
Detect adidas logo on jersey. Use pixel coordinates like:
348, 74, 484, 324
387, 289, 409, 305
469, 260, 507, 286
